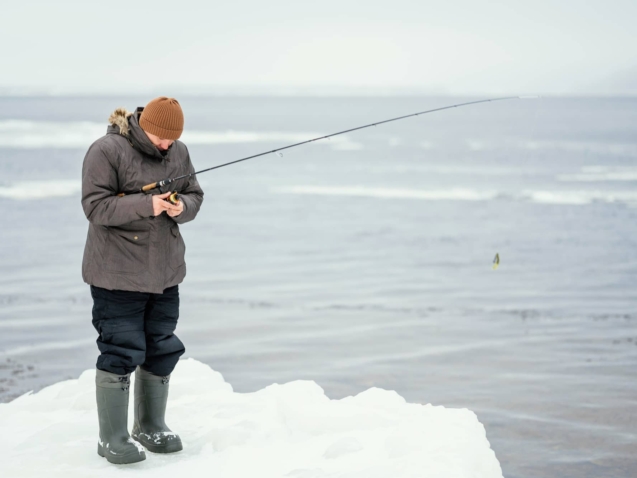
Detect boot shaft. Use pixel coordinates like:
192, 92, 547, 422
134, 367, 171, 431
132, 367, 183, 454
95, 369, 146, 464
96, 370, 132, 441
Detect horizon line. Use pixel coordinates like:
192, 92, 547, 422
0, 85, 636, 99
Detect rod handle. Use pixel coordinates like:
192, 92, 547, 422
142, 182, 158, 192
117, 189, 178, 202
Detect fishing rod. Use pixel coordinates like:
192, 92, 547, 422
124, 96, 537, 204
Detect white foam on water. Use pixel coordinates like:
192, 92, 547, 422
0, 316, 80, 329
273, 185, 499, 201
183, 130, 363, 150
558, 166, 637, 182
0, 120, 362, 151
361, 164, 535, 176
388, 136, 402, 147
0, 180, 81, 200
467, 140, 487, 151
523, 140, 637, 156
0, 120, 106, 149
521, 189, 637, 205
3, 179, 634, 207
0, 358, 502, 477
274, 185, 637, 206
0, 338, 93, 356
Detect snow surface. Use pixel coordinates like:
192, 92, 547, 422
0, 358, 502, 477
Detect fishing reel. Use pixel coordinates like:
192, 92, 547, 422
165, 192, 180, 205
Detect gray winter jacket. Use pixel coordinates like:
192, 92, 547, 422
81, 107, 204, 293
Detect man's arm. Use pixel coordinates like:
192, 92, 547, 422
81, 142, 154, 226
169, 150, 204, 225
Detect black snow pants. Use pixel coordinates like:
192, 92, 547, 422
91, 285, 185, 376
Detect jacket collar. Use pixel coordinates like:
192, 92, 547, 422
107, 107, 173, 161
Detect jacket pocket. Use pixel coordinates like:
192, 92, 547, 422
104, 228, 150, 275
168, 226, 186, 272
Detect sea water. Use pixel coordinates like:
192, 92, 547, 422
0, 96, 635, 477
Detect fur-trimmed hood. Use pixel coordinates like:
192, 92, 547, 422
108, 107, 133, 136
107, 106, 170, 161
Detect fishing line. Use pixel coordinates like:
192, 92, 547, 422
492, 95, 544, 270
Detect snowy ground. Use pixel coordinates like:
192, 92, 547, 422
0, 358, 502, 477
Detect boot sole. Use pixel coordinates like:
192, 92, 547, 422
131, 434, 183, 454
98, 443, 146, 464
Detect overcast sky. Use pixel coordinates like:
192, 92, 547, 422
2, 0, 636, 96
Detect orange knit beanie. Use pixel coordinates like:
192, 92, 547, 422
139, 97, 184, 140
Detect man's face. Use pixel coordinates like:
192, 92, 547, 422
144, 131, 175, 151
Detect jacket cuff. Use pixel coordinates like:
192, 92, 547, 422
141, 194, 154, 218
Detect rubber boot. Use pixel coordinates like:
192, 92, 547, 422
96, 369, 146, 464
131, 367, 183, 453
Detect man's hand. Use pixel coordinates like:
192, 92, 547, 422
167, 198, 184, 217
152, 192, 181, 216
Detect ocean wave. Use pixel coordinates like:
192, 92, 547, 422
521, 189, 637, 205
358, 164, 536, 176
273, 185, 637, 206
0, 180, 81, 200
0, 338, 93, 357
454, 139, 637, 155
524, 140, 637, 156
184, 129, 362, 150
273, 186, 499, 201
0, 120, 106, 149
558, 166, 637, 182
4, 180, 636, 207
0, 120, 362, 151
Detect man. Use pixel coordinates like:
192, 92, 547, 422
81, 97, 204, 464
